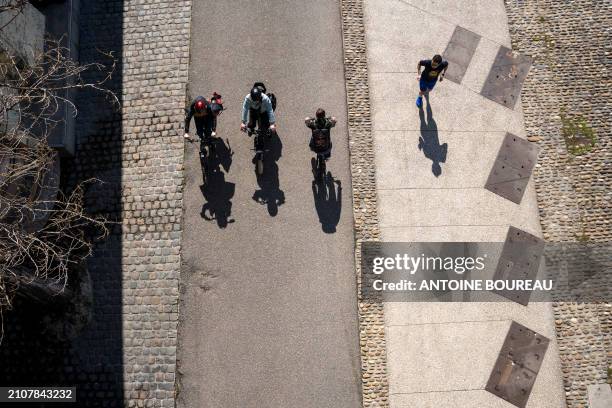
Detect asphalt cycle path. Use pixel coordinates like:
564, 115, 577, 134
177, 1, 361, 407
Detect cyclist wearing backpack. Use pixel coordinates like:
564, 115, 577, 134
306, 108, 336, 159
184, 92, 224, 141
240, 82, 277, 138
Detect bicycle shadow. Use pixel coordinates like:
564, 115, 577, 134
418, 96, 448, 177
200, 138, 235, 228
311, 162, 342, 234
252, 132, 285, 216
201, 137, 233, 173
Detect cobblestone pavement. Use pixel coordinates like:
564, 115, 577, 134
504, 1, 611, 406
68, 0, 190, 406
340, 1, 389, 407
115, 1, 190, 405
87, 1, 190, 405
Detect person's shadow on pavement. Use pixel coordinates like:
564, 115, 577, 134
199, 137, 234, 176
213, 137, 233, 173
200, 138, 235, 228
418, 96, 448, 177
200, 168, 235, 228
252, 132, 285, 216
311, 170, 342, 234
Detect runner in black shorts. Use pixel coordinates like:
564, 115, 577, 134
416, 54, 448, 108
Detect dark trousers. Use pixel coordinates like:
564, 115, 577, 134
195, 117, 214, 154
248, 108, 270, 151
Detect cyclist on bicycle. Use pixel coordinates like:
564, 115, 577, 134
306, 108, 336, 159
184, 93, 224, 155
240, 83, 277, 146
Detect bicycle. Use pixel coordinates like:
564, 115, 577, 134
184, 104, 226, 181
310, 128, 331, 183
247, 127, 268, 176
314, 151, 328, 182
187, 133, 216, 183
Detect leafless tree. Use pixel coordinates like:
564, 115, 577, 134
0, 0, 27, 11
1, 2, 119, 342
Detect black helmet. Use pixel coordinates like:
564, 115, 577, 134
250, 87, 262, 102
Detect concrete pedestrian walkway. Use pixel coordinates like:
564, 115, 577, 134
364, 0, 566, 407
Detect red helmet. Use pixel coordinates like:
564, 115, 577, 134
194, 97, 208, 112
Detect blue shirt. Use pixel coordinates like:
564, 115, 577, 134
241, 93, 276, 124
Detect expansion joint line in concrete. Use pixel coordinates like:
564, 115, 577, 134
339, 0, 390, 407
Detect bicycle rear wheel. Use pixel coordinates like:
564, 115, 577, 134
200, 146, 209, 184
316, 155, 325, 182
254, 132, 265, 175
256, 153, 264, 175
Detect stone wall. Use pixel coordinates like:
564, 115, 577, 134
504, 1, 611, 406
340, 0, 389, 407
74, 0, 191, 405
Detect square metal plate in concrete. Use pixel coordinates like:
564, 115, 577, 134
442, 26, 481, 84
486, 321, 550, 408
481, 46, 532, 109
492, 226, 545, 305
485, 133, 539, 204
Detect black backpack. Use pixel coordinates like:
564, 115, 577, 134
267, 92, 277, 111
312, 129, 330, 152
253, 82, 276, 111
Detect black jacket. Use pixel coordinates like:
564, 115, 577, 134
185, 96, 217, 133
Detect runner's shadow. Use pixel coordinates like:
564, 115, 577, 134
418, 98, 448, 177
253, 132, 285, 216
200, 138, 235, 228
311, 170, 342, 234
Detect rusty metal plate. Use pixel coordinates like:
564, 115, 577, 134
486, 321, 550, 408
492, 226, 545, 305
442, 26, 481, 84
481, 46, 532, 109
485, 133, 539, 204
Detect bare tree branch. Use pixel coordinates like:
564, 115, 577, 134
0, 1, 28, 31
1, 22, 119, 341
